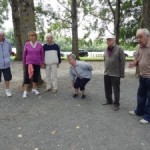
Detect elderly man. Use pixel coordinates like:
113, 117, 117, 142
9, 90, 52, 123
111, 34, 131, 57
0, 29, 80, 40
103, 35, 125, 111
67, 54, 93, 99
43, 33, 61, 93
129, 28, 150, 124
0, 30, 12, 97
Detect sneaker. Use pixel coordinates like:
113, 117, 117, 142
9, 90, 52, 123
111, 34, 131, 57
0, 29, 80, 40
102, 101, 113, 105
22, 91, 28, 98
32, 89, 39, 95
5, 89, 12, 97
45, 87, 51, 92
140, 119, 149, 124
73, 93, 78, 98
52, 90, 57, 94
113, 105, 120, 111
81, 94, 86, 99
129, 110, 136, 115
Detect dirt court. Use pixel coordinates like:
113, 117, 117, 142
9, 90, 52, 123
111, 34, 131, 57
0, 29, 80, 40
0, 61, 149, 150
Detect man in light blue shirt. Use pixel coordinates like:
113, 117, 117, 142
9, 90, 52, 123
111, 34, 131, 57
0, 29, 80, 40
0, 30, 12, 97
67, 53, 93, 99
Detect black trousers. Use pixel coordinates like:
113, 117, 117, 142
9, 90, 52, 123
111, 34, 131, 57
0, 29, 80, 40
104, 75, 120, 105
0, 67, 12, 82
74, 77, 90, 91
24, 64, 40, 84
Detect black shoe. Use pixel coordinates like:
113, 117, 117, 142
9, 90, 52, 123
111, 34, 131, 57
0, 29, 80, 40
81, 94, 86, 99
73, 93, 78, 98
113, 105, 120, 111
102, 102, 113, 105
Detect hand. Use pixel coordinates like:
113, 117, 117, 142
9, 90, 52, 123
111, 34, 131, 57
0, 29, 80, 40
120, 75, 125, 78
41, 64, 46, 69
128, 61, 136, 68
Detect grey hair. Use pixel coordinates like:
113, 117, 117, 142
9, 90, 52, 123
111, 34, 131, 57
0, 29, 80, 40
136, 28, 150, 37
45, 33, 53, 39
67, 53, 76, 60
0, 30, 5, 35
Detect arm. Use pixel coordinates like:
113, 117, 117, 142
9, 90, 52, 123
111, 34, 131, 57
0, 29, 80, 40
57, 45, 61, 64
70, 69, 75, 85
128, 48, 140, 68
23, 44, 27, 64
40, 46, 45, 65
119, 48, 125, 78
82, 62, 93, 71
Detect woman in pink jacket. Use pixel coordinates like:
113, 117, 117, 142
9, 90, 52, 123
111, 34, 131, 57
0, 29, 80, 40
22, 31, 44, 98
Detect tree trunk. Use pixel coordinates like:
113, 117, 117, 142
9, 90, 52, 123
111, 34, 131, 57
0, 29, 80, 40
114, 0, 121, 45
18, 0, 36, 46
141, 0, 150, 31
10, 0, 22, 60
71, 0, 79, 59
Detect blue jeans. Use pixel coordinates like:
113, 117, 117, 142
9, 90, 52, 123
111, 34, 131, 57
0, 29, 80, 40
135, 76, 150, 122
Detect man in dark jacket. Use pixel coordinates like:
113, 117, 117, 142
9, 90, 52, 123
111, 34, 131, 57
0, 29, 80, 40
103, 35, 125, 111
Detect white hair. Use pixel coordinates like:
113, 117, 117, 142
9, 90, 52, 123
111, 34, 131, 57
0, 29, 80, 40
67, 53, 76, 60
136, 28, 150, 37
0, 30, 5, 35
45, 33, 53, 39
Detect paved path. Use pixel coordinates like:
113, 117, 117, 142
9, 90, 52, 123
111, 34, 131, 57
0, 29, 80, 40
0, 61, 149, 150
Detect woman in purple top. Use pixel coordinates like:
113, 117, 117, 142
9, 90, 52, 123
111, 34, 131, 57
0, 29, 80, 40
22, 31, 44, 98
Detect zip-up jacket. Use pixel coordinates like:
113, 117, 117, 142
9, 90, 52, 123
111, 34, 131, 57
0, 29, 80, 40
0, 39, 12, 69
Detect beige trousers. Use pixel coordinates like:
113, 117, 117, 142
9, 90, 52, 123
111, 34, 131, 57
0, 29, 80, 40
45, 64, 58, 90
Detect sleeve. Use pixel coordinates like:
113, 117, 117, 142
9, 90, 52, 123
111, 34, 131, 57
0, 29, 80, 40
134, 48, 140, 64
119, 48, 125, 77
40, 45, 45, 65
57, 45, 61, 64
23, 44, 27, 64
70, 68, 75, 81
82, 62, 93, 71
9, 43, 12, 53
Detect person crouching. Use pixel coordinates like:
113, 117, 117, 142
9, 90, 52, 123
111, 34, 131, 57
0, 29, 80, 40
67, 54, 93, 99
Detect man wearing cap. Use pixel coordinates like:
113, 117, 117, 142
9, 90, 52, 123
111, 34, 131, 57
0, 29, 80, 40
103, 35, 125, 111
0, 30, 12, 97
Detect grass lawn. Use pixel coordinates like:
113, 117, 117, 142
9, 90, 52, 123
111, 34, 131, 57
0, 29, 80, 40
61, 57, 134, 61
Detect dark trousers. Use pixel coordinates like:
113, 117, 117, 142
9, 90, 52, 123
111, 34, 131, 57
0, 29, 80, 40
135, 76, 150, 122
24, 64, 40, 84
104, 75, 120, 105
0, 67, 12, 82
74, 77, 90, 91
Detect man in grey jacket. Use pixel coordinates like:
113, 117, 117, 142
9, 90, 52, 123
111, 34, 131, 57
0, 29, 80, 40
103, 35, 125, 111
0, 30, 12, 97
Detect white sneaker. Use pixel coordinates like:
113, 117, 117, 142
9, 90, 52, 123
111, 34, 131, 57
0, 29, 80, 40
5, 89, 12, 97
22, 91, 28, 98
140, 119, 149, 124
129, 110, 136, 115
32, 89, 39, 95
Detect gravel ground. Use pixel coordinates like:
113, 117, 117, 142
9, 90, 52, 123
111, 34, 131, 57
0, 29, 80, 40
0, 61, 149, 150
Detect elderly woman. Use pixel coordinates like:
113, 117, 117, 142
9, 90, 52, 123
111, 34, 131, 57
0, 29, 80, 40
43, 33, 61, 93
67, 54, 93, 99
22, 31, 44, 98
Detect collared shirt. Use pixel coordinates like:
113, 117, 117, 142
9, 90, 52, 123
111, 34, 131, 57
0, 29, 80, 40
107, 46, 114, 57
135, 38, 150, 78
69, 61, 93, 81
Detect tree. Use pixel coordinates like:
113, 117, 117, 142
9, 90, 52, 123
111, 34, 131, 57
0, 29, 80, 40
9, 0, 36, 60
88, 0, 142, 46
141, 0, 150, 31
71, 0, 79, 58
0, 0, 9, 28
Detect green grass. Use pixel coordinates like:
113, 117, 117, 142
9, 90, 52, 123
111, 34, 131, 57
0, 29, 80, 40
62, 57, 134, 61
